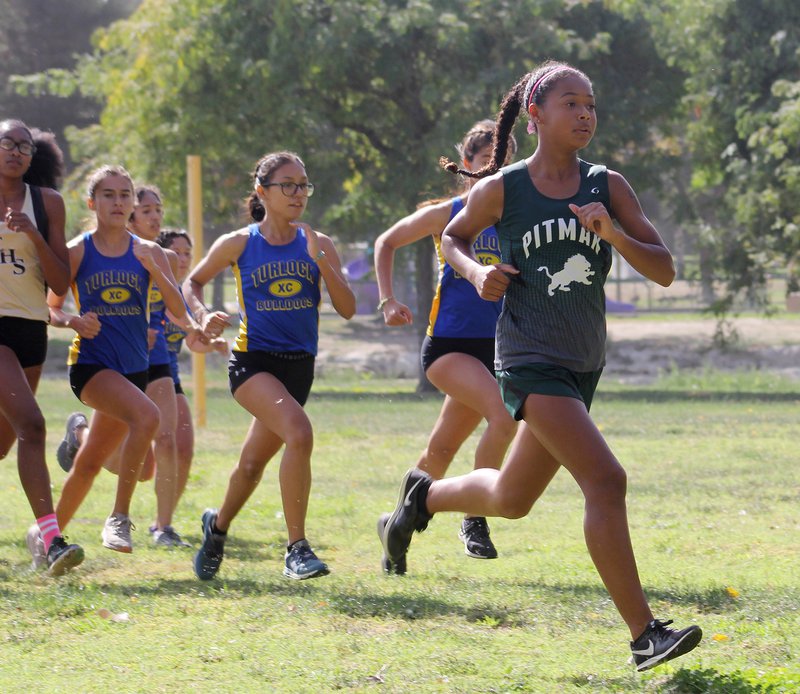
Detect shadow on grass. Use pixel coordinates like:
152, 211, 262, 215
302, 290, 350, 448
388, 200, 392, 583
650, 667, 785, 693
562, 667, 771, 692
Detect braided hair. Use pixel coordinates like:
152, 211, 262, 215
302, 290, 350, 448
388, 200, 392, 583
440, 61, 587, 180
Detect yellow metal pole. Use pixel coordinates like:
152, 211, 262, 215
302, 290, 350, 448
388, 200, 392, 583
187, 155, 206, 429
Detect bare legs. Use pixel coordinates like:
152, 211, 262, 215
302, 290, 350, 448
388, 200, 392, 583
425, 393, 653, 639
174, 392, 194, 503
215, 372, 313, 545
0, 351, 53, 519
55, 370, 159, 530
418, 353, 516, 478
146, 376, 179, 530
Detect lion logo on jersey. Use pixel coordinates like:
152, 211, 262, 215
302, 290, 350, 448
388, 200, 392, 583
538, 254, 595, 296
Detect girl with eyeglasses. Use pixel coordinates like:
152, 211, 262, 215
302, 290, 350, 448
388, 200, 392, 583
1, 118, 84, 575
186, 151, 355, 581
374, 120, 518, 572
41, 165, 189, 559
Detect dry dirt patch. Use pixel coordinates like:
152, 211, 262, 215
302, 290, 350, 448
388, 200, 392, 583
317, 314, 800, 384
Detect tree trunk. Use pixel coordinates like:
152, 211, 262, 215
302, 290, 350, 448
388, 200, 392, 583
414, 240, 437, 393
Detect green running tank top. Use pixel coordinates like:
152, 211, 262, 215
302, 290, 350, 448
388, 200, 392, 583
495, 158, 613, 372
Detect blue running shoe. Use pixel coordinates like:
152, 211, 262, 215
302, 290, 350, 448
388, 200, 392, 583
193, 509, 226, 580
283, 539, 329, 580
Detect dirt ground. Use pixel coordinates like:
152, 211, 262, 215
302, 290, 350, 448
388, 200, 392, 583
317, 314, 800, 384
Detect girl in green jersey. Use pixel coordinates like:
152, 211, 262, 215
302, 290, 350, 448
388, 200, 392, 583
380, 61, 702, 672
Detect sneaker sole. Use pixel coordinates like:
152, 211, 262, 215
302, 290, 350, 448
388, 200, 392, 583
377, 513, 406, 575
194, 555, 222, 580
636, 626, 703, 671
47, 546, 85, 577
102, 541, 132, 554
283, 566, 330, 581
381, 468, 422, 564
194, 510, 223, 580
56, 438, 74, 473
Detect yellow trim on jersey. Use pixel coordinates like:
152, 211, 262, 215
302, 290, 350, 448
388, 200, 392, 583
67, 282, 82, 366
426, 236, 446, 338
231, 261, 249, 352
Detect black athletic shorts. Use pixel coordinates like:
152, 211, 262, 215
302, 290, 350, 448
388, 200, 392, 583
147, 362, 173, 384
0, 316, 47, 368
174, 380, 184, 396
420, 335, 495, 374
228, 350, 315, 405
496, 362, 603, 421
69, 364, 148, 402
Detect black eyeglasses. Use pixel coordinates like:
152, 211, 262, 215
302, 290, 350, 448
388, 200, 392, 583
262, 182, 315, 198
0, 137, 36, 157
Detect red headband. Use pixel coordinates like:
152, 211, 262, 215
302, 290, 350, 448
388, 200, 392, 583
526, 69, 560, 111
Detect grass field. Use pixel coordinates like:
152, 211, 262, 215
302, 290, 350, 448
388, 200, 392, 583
1, 364, 798, 693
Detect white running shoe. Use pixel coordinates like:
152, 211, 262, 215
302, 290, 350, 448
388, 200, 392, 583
26, 523, 47, 570
101, 513, 135, 553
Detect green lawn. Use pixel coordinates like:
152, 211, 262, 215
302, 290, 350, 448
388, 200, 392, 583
1, 365, 798, 693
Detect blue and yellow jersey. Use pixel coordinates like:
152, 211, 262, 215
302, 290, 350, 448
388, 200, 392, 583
231, 224, 321, 355
68, 232, 151, 373
164, 292, 189, 384
147, 281, 170, 366
427, 197, 502, 338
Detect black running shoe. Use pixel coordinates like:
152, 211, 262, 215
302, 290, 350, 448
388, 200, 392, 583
459, 517, 498, 559
193, 509, 226, 580
56, 412, 88, 473
46, 536, 84, 577
630, 619, 703, 671
377, 513, 406, 575
381, 468, 432, 567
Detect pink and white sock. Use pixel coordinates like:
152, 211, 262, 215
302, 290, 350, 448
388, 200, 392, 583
36, 514, 61, 553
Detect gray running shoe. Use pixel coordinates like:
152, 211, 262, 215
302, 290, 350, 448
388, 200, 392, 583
46, 537, 84, 577
102, 513, 135, 553
56, 412, 88, 473
153, 525, 191, 548
26, 524, 46, 570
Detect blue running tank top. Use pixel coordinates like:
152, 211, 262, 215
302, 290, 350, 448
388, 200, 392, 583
427, 197, 502, 338
68, 232, 151, 373
231, 224, 321, 354
147, 279, 170, 366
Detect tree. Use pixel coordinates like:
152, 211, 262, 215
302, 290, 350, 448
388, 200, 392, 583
18, 0, 682, 383
0, 0, 140, 167
611, 0, 800, 306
